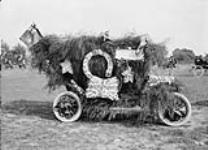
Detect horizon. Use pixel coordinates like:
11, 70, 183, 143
0, 0, 208, 55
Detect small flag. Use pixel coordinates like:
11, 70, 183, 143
19, 24, 42, 48
19, 30, 34, 48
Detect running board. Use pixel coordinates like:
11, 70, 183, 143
110, 106, 142, 113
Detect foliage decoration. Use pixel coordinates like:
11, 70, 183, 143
29, 34, 182, 122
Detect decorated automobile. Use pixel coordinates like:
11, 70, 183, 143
20, 24, 192, 126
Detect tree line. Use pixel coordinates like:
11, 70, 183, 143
150, 46, 207, 66
0, 39, 206, 70
1, 40, 27, 69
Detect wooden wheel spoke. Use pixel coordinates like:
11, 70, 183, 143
167, 100, 187, 120
173, 109, 183, 117
158, 92, 191, 126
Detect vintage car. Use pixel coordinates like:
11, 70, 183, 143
53, 42, 191, 126
20, 24, 192, 126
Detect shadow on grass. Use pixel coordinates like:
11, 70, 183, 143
192, 100, 208, 107
2, 99, 158, 127
2, 100, 55, 120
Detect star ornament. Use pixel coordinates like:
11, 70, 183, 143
121, 66, 134, 83
60, 59, 74, 74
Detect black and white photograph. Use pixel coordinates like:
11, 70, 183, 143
0, 0, 208, 149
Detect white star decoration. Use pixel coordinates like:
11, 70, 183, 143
60, 60, 73, 74
121, 66, 134, 83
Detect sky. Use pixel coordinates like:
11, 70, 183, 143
0, 0, 207, 55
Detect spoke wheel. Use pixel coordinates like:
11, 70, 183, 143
53, 91, 82, 122
158, 92, 191, 126
193, 66, 204, 77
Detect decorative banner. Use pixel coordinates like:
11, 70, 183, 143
83, 49, 113, 79
148, 74, 175, 86
60, 59, 73, 74
86, 76, 119, 101
115, 49, 144, 61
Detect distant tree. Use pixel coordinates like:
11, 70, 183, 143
11, 44, 27, 66
172, 48, 195, 64
1, 40, 10, 55
12, 43, 26, 56
1, 41, 11, 68
204, 53, 208, 61
149, 43, 168, 66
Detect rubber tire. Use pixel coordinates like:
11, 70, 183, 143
53, 91, 82, 122
158, 92, 192, 126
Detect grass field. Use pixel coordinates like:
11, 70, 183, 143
1, 65, 208, 150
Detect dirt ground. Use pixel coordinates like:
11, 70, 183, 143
1, 66, 208, 150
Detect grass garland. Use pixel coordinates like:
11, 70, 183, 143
29, 34, 182, 122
